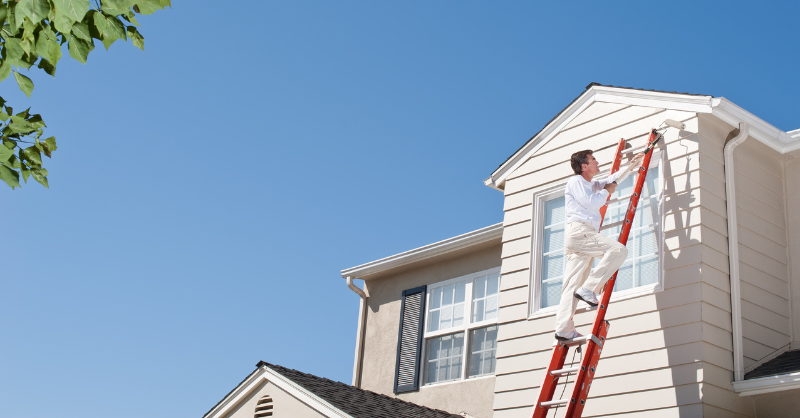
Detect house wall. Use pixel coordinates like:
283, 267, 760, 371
786, 152, 800, 348
751, 388, 800, 417
358, 244, 502, 418
492, 102, 759, 417
222, 378, 326, 418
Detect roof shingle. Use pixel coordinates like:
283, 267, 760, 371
258, 361, 463, 418
744, 350, 800, 380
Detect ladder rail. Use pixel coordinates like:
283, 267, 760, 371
564, 129, 662, 418
530, 139, 625, 418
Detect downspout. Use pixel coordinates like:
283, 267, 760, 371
724, 122, 749, 382
346, 276, 368, 387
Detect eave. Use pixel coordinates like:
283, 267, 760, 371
340, 223, 503, 280
485, 84, 799, 191
732, 372, 800, 397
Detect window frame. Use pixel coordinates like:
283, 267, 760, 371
420, 267, 501, 387
529, 152, 666, 318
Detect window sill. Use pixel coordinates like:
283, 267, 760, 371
528, 283, 662, 320
421, 373, 495, 389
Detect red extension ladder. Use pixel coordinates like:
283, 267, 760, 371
531, 129, 663, 418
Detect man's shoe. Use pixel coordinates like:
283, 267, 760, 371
555, 330, 583, 341
574, 287, 599, 307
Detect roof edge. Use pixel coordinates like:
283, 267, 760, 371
340, 223, 503, 280
204, 363, 352, 418
733, 371, 800, 396
485, 84, 714, 190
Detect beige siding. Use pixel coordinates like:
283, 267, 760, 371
787, 154, 800, 348
725, 120, 791, 368
493, 103, 727, 416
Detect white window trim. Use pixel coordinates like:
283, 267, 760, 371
528, 152, 666, 319
420, 267, 501, 387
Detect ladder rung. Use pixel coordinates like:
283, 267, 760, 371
540, 399, 568, 408
550, 366, 580, 377
552, 333, 605, 348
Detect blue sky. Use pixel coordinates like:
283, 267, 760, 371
2, 2, 797, 417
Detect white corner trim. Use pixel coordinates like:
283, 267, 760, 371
340, 223, 503, 280
733, 372, 800, 396
204, 364, 353, 418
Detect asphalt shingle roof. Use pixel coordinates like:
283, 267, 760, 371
744, 349, 800, 380
258, 361, 463, 418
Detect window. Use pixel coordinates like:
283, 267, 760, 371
531, 154, 663, 314
422, 268, 500, 385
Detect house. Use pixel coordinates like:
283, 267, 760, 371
204, 84, 800, 418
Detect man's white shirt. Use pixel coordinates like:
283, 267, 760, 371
565, 170, 628, 231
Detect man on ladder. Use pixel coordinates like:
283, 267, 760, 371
554, 150, 643, 341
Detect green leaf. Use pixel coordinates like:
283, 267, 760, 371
3, 38, 25, 67
6, 1, 21, 33
13, 71, 34, 98
0, 4, 8, 28
127, 26, 143, 50
100, 14, 126, 49
71, 21, 92, 41
9, 120, 35, 134
101, 0, 136, 15
133, 0, 166, 15
17, 0, 52, 24
23, 145, 42, 165
28, 114, 46, 129
7, 153, 21, 169
30, 167, 48, 187
37, 57, 56, 76
0, 59, 12, 82
87, 10, 107, 39
53, 0, 91, 23
0, 144, 13, 163
0, 165, 20, 189
36, 25, 63, 66
20, 165, 31, 182
122, 10, 139, 25
0, 112, 8, 122
68, 36, 94, 64
44, 136, 57, 152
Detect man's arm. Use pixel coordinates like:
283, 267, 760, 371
568, 177, 611, 210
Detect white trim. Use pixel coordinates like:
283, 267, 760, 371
420, 268, 501, 387
340, 224, 503, 280
733, 372, 800, 396
723, 123, 750, 382
485, 86, 800, 190
204, 364, 353, 418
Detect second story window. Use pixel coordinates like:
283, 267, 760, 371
422, 268, 500, 385
531, 153, 664, 314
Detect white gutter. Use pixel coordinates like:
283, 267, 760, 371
732, 371, 800, 396
347, 276, 368, 387
724, 122, 749, 382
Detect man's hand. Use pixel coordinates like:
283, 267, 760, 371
629, 152, 644, 169
604, 182, 617, 194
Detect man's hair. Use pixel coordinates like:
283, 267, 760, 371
570, 150, 593, 175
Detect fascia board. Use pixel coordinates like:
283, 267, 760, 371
711, 98, 798, 154
205, 365, 353, 418
341, 223, 503, 280
486, 86, 713, 189
732, 372, 800, 396
485, 89, 597, 190
592, 86, 712, 113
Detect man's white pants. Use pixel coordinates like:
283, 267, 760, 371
554, 221, 628, 334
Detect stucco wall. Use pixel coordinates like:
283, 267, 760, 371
358, 244, 502, 418
752, 389, 800, 418
222, 379, 325, 418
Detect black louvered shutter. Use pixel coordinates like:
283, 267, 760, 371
393, 285, 426, 393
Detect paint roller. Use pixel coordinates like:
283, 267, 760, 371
612, 119, 684, 184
